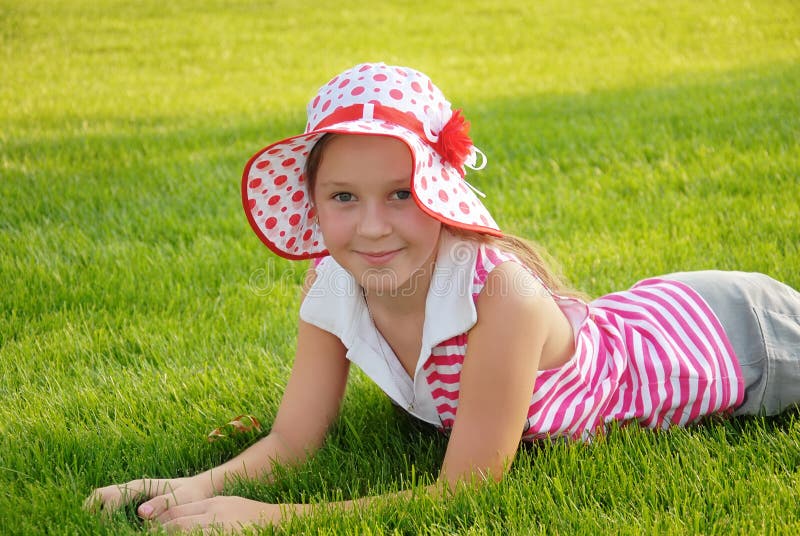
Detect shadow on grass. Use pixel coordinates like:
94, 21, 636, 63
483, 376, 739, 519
3, 60, 798, 239
4, 61, 798, 320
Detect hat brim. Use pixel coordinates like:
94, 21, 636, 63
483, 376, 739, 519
242, 120, 500, 260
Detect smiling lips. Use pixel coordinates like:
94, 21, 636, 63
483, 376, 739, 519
357, 249, 402, 265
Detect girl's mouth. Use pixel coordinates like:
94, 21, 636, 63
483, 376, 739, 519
357, 249, 402, 265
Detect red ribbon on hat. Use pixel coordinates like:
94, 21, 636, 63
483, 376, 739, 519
313, 104, 473, 176
434, 109, 471, 176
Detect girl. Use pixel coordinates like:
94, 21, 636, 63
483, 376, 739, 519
87, 62, 800, 532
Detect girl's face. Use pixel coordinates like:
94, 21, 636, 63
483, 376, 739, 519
313, 134, 442, 295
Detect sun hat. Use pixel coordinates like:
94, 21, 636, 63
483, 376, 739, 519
242, 62, 502, 260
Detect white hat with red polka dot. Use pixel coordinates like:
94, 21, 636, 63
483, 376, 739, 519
242, 62, 501, 260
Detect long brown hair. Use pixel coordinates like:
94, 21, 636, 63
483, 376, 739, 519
445, 226, 587, 300
304, 133, 587, 300
304, 132, 336, 201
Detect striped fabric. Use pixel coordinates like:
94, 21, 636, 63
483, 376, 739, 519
422, 244, 745, 441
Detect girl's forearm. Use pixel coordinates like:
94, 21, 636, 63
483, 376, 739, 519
311, 469, 492, 514
199, 431, 311, 493
337, 483, 440, 510
293, 483, 444, 517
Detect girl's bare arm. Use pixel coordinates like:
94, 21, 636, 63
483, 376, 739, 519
86, 267, 351, 515
438, 261, 563, 487
203, 314, 351, 491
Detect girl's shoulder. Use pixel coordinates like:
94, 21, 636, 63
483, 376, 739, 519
469, 239, 543, 302
473, 240, 518, 281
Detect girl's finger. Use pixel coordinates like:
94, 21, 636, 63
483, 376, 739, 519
153, 497, 211, 522
137, 484, 188, 520
84, 479, 157, 513
157, 499, 212, 522
82, 491, 104, 512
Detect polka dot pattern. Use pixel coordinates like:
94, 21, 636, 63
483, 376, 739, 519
242, 63, 500, 260
305, 63, 452, 136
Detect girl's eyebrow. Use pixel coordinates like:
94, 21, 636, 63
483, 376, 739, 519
316, 180, 351, 189
317, 176, 411, 189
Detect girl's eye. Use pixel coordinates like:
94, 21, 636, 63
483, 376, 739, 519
332, 192, 354, 202
393, 190, 412, 200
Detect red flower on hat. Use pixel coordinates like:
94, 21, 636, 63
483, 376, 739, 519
434, 109, 472, 177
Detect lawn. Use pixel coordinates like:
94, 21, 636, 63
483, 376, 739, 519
1, 0, 799, 533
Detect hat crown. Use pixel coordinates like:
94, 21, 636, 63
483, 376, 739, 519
306, 63, 452, 137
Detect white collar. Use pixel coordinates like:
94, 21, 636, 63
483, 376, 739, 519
299, 231, 478, 402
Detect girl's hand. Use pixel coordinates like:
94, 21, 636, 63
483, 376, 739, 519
153, 496, 292, 533
84, 476, 214, 519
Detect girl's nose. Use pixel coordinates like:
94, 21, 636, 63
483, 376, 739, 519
356, 203, 392, 239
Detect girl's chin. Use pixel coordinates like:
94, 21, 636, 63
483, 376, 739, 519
358, 272, 407, 295
357, 268, 424, 296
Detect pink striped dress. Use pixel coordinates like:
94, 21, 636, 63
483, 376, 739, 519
424, 244, 745, 441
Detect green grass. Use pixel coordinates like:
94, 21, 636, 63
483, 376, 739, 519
2, 0, 800, 533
